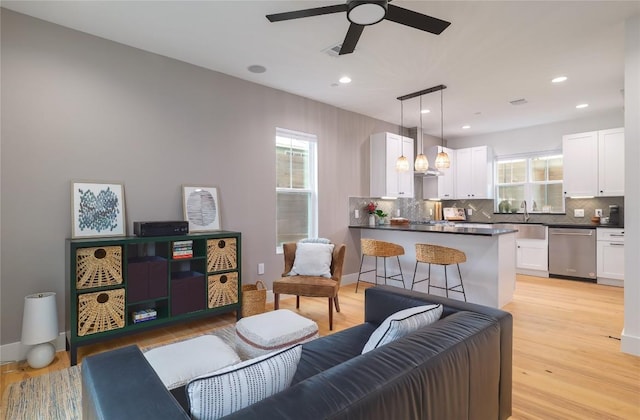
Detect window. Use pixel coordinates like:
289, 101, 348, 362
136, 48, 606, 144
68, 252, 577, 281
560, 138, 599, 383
275, 128, 318, 252
495, 153, 564, 213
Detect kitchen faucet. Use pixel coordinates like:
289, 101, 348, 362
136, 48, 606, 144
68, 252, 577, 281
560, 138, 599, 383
521, 200, 530, 222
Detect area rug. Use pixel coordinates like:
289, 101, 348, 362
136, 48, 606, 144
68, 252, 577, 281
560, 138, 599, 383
1, 325, 237, 420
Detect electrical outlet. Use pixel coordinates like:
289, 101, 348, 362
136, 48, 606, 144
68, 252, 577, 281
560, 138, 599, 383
574, 209, 585, 217
354, 209, 359, 218
396, 209, 401, 217
257, 263, 265, 275
467, 209, 473, 216
595, 209, 602, 217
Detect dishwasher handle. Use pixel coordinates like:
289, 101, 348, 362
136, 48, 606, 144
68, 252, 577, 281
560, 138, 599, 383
550, 231, 594, 236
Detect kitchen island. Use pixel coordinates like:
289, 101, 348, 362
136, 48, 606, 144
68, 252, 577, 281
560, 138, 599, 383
350, 224, 517, 308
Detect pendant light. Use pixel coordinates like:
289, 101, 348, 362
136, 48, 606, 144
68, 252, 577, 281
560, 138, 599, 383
435, 87, 450, 169
396, 98, 410, 172
414, 94, 429, 172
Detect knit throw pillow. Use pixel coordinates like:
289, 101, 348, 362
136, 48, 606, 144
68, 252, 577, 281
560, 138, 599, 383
187, 344, 302, 419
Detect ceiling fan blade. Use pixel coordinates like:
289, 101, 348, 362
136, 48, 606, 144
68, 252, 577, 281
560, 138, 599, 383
385, 4, 451, 34
339, 24, 365, 55
266, 4, 347, 22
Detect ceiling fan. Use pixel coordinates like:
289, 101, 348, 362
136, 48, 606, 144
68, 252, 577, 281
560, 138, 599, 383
266, 0, 451, 55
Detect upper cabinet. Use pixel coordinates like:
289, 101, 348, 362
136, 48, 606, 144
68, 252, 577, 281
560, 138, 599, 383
597, 128, 625, 196
422, 146, 455, 199
455, 146, 494, 199
562, 128, 624, 197
370, 132, 414, 198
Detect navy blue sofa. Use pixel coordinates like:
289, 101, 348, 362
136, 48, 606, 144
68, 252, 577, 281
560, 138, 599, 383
82, 285, 512, 419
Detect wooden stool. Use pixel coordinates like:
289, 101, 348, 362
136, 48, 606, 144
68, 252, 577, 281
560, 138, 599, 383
411, 244, 467, 302
356, 239, 405, 293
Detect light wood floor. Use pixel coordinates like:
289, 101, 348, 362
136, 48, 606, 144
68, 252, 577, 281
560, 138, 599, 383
2, 275, 639, 419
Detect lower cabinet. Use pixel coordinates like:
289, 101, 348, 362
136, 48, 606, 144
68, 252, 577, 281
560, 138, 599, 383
516, 239, 548, 276
597, 228, 624, 287
66, 231, 241, 365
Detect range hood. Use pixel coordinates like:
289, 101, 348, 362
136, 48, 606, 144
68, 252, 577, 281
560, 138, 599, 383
414, 169, 443, 177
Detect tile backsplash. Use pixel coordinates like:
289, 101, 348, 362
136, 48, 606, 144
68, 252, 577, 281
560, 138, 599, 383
348, 194, 624, 226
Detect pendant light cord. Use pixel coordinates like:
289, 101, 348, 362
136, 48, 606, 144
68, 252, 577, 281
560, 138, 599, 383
400, 99, 404, 156
440, 88, 444, 151
419, 95, 423, 153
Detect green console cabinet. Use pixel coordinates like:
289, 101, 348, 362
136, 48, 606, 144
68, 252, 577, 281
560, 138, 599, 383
65, 231, 241, 365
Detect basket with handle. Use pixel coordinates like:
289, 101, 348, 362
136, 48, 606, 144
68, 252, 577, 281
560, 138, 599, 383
241, 280, 267, 317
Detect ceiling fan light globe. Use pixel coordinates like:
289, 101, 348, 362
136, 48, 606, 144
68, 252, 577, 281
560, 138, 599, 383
347, 0, 388, 25
414, 154, 429, 172
435, 152, 450, 169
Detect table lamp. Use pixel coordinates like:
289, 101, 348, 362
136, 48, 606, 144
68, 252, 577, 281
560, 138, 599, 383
21, 292, 58, 368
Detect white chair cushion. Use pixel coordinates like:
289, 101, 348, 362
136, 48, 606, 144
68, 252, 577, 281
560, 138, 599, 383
288, 242, 334, 278
187, 344, 303, 420
361, 304, 443, 354
143, 335, 240, 389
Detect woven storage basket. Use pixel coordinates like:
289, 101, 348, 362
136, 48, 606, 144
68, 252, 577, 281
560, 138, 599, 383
241, 280, 266, 317
75, 246, 123, 289
207, 238, 237, 272
77, 288, 125, 336
208, 272, 239, 309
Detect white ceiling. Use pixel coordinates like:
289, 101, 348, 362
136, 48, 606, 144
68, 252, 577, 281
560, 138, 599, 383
3, 1, 639, 139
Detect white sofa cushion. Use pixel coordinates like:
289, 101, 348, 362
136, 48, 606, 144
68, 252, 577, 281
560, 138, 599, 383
288, 242, 334, 278
143, 335, 240, 389
361, 304, 443, 353
187, 344, 303, 420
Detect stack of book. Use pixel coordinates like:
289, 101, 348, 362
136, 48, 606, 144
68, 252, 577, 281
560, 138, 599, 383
172, 240, 193, 259
132, 308, 157, 323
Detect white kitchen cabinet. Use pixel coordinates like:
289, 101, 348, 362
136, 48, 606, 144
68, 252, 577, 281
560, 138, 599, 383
422, 146, 455, 199
455, 146, 493, 199
370, 132, 414, 198
597, 128, 625, 196
516, 239, 549, 274
563, 128, 624, 197
597, 228, 624, 287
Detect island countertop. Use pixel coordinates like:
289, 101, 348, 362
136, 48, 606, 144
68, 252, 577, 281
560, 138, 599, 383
349, 224, 518, 236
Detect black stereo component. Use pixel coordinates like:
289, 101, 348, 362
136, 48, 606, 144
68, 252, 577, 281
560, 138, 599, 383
133, 221, 189, 237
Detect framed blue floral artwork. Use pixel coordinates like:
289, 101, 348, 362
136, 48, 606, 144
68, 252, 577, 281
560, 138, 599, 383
71, 181, 126, 238
182, 185, 221, 232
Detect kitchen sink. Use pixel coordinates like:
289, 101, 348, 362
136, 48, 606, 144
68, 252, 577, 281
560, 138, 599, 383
494, 223, 547, 240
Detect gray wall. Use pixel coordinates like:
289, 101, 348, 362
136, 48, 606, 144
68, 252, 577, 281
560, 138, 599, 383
0, 10, 396, 345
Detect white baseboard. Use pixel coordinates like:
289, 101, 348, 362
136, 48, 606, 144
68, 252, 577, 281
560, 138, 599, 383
1, 332, 66, 364
621, 328, 640, 356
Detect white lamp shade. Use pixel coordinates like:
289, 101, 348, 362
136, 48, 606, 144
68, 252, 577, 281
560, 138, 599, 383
22, 292, 58, 345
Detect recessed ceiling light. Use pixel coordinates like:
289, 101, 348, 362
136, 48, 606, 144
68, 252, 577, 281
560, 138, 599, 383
247, 65, 266, 74
462, 125, 471, 129
552, 76, 568, 83
421, 109, 430, 114
576, 103, 589, 109
339, 76, 352, 84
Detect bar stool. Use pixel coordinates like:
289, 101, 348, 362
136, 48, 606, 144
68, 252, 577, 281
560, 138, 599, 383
356, 239, 405, 293
411, 244, 467, 302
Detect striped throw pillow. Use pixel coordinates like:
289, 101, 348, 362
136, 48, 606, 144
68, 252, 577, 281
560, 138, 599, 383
187, 345, 302, 419
361, 304, 443, 353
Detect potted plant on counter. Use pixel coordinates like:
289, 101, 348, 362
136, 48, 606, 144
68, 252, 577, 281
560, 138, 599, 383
366, 202, 377, 226
375, 209, 388, 225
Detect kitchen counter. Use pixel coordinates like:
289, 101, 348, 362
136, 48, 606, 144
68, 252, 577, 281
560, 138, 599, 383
350, 224, 516, 308
349, 223, 517, 236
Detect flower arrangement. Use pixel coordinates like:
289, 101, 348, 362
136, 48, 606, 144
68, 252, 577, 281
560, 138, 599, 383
366, 201, 377, 214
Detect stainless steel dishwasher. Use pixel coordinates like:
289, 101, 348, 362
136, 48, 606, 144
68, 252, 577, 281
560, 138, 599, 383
548, 227, 597, 281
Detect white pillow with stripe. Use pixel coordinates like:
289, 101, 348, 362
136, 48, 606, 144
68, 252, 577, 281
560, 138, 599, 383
361, 304, 443, 354
186, 344, 302, 419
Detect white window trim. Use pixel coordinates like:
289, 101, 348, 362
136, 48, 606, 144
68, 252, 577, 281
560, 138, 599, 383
275, 128, 318, 254
494, 150, 564, 213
